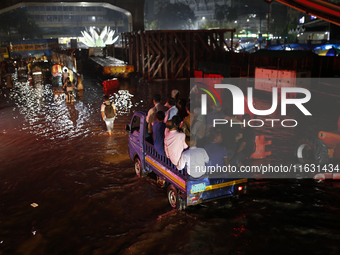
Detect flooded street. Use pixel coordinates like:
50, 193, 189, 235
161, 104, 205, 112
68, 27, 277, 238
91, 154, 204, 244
1, 74, 340, 255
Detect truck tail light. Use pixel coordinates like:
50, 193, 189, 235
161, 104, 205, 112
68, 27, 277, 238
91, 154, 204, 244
236, 184, 247, 194
189, 196, 199, 203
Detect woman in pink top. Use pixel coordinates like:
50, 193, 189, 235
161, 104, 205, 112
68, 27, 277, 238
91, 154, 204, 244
164, 116, 188, 165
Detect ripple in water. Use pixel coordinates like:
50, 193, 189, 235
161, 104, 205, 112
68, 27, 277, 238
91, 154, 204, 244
8, 74, 136, 140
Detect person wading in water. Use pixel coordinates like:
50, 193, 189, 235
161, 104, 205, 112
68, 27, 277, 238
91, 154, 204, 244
101, 95, 116, 135
63, 80, 74, 103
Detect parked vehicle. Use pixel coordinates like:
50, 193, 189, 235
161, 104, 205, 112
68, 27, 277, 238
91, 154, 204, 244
295, 115, 340, 179
16, 60, 28, 82
10, 38, 58, 59
126, 110, 248, 210
28, 61, 52, 85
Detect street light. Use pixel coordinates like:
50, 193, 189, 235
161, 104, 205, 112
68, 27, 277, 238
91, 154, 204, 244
264, 0, 273, 49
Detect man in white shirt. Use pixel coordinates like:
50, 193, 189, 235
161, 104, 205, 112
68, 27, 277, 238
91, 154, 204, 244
62, 69, 69, 85
146, 94, 167, 133
164, 116, 188, 166
164, 98, 178, 123
177, 138, 209, 178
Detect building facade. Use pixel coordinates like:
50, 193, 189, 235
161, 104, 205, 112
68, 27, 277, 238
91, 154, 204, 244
26, 5, 127, 39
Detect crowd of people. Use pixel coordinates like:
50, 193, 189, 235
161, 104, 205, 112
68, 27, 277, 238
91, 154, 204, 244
146, 89, 256, 179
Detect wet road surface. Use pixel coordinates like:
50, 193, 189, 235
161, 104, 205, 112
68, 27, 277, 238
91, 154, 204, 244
0, 74, 340, 255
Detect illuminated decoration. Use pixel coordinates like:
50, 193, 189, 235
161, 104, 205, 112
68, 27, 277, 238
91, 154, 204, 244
299, 16, 305, 24
80, 26, 119, 47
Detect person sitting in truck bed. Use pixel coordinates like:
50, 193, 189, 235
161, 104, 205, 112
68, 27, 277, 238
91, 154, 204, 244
230, 114, 255, 167
191, 107, 206, 146
164, 116, 188, 166
205, 100, 227, 137
146, 94, 167, 134
164, 89, 179, 109
177, 137, 209, 178
221, 108, 243, 159
204, 128, 229, 168
152, 111, 166, 156
177, 98, 188, 121
180, 102, 193, 140
164, 98, 178, 123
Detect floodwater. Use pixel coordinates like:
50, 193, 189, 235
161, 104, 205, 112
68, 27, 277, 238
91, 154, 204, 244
0, 74, 340, 255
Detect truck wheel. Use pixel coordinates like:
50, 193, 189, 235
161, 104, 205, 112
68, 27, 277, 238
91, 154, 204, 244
134, 157, 145, 178
295, 138, 329, 164
167, 185, 178, 209
167, 185, 185, 210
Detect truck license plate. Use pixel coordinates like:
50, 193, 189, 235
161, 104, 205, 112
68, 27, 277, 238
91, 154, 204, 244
192, 183, 206, 193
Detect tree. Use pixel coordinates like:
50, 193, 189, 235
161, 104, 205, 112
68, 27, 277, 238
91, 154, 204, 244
281, 18, 298, 42
215, 4, 228, 26
226, 6, 239, 22
203, 20, 236, 30
0, 7, 41, 41
200, 19, 219, 30
215, 4, 238, 26
150, 20, 160, 31
154, 3, 196, 30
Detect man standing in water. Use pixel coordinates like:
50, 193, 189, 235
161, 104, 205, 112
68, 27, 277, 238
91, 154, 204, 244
101, 95, 116, 135
63, 80, 75, 103
62, 69, 69, 85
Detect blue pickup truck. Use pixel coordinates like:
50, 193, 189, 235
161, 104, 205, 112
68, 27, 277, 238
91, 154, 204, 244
126, 110, 248, 210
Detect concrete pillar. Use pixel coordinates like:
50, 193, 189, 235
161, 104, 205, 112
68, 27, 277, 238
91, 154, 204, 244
76, 74, 84, 90
6, 75, 12, 88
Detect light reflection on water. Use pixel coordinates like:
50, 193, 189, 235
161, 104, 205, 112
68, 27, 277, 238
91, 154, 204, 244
108, 90, 135, 115
0, 74, 340, 254
8, 76, 135, 140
